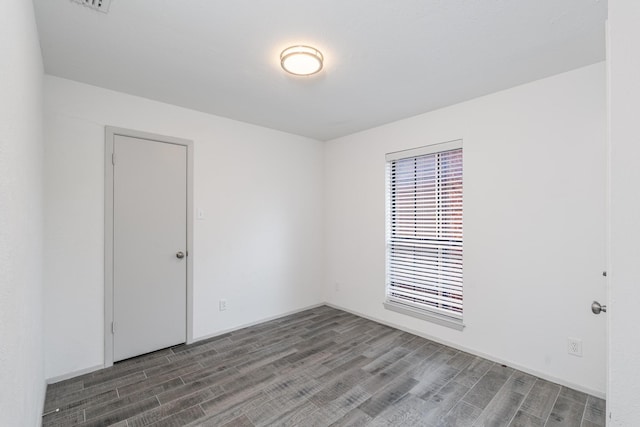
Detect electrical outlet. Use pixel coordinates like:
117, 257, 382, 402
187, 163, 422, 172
567, 337, 583, 357
335, 282, 340, 292
219, 299, 228, 311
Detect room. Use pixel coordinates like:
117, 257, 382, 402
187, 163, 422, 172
1, 0, 639, 425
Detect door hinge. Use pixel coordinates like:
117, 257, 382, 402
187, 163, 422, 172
112, 153, 116, 165
111, 321, 116, 334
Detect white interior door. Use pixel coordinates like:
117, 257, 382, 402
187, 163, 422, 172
607, 4, 640, 423
112, 134, 187, 362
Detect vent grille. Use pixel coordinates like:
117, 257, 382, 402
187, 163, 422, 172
71, 0, 112, 13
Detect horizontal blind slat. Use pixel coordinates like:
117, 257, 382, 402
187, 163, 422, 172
388, 274, 463, 291
388, 289, 463, 308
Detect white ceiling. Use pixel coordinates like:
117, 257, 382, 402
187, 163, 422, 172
33, 0, 607, 141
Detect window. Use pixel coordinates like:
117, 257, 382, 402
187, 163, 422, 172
384, 140, 463, 330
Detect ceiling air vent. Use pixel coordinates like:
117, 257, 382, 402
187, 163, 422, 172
71, 0, 112, 13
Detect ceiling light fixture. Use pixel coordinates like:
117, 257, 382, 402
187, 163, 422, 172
71, 0, 112, 13
280, 45, 324, 76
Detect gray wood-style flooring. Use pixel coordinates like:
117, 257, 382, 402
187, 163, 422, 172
43, 306, 606, 427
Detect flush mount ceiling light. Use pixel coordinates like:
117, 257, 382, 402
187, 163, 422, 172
280, 45, 324, 76
71, 0, 112, 13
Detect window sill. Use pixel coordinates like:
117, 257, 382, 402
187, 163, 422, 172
383, 301, 465, 331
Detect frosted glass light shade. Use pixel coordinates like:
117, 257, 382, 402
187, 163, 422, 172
280, 46, 323, 76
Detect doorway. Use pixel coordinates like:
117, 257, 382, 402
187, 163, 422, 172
104, 127, 193, 366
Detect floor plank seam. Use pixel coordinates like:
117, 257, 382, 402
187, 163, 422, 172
507, 386, 528, 425
543, 385, 562, 427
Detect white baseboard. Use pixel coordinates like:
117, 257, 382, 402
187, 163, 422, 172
40, 378, 47, 424
325, 302, 606, 400
46, 364, 104, 385
190, 302, 326, 344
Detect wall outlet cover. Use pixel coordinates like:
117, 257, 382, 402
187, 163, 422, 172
567, 337, 583, 357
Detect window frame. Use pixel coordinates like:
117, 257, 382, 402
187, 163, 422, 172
384, 140, 464, 330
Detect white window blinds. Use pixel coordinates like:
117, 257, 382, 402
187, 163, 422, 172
385, 141, 463, 322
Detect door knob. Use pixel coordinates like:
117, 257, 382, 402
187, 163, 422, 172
176, 251, 185, 259
591, 301, 606, 315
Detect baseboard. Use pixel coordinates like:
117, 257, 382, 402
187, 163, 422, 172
46, 364, 104, 385
40, 377, 47, 425
324, 302, 606, 400
191, 302, 326, 344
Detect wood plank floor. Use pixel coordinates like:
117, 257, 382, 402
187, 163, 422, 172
43, 306, 606, 427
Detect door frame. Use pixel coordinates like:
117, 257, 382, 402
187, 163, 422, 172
104, 126, 194, 368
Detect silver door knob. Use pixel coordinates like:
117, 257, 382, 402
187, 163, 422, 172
591, 301, 606, 315
176, 251, 185, 259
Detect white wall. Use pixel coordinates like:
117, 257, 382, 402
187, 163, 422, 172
44, 76, 325, 380
0, 0, 45, 425
608, 2, 640, 424
324, 63, 607, 396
